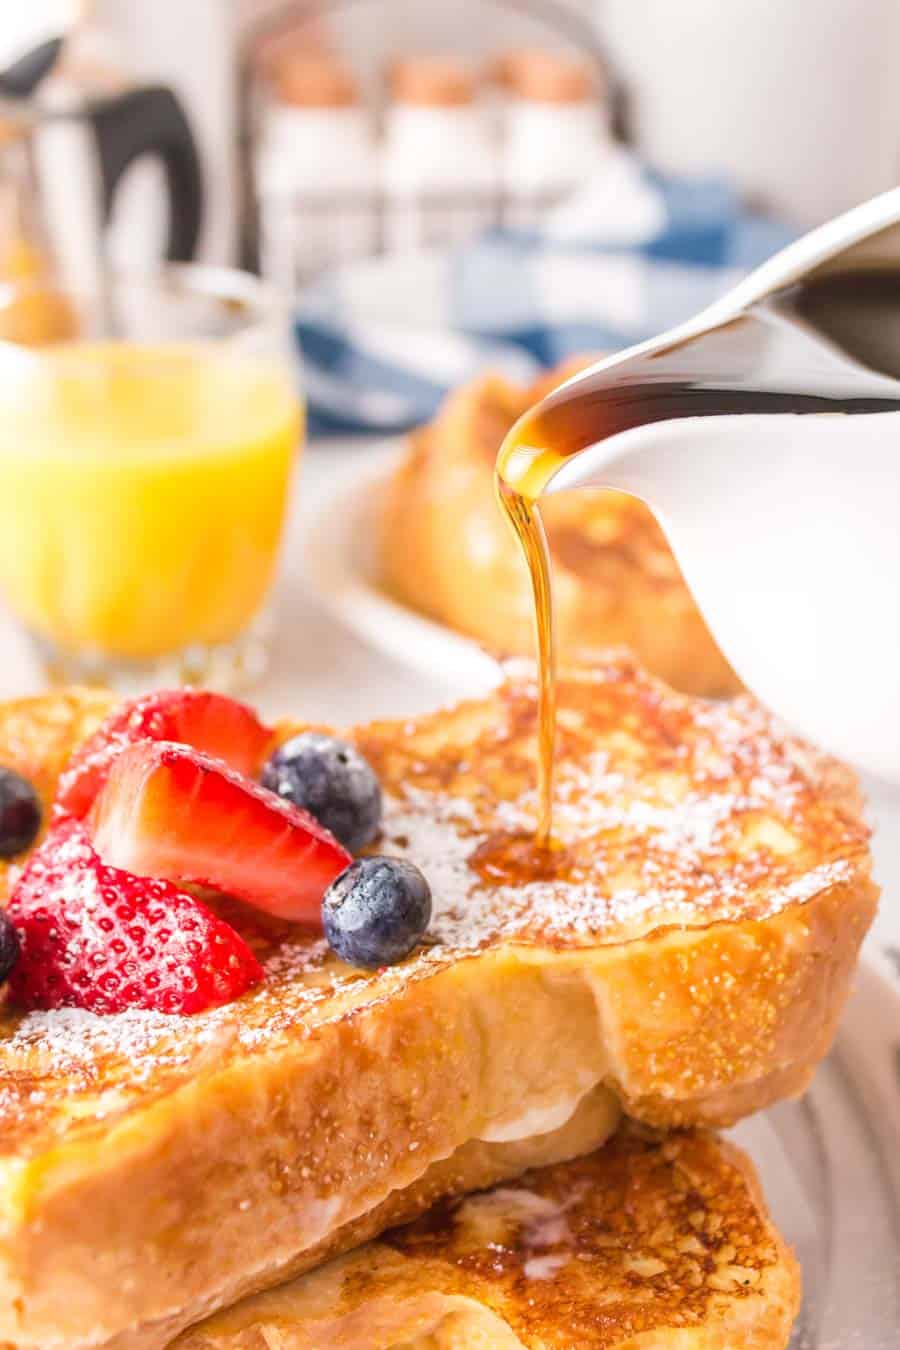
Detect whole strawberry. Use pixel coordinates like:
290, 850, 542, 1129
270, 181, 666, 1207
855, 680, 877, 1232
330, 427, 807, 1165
7, 819, 262, 1015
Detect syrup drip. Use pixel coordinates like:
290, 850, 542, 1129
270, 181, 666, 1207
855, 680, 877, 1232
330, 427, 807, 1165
495, 270, 900, 842
471, 828, 573, 887
494, 479, 557, 846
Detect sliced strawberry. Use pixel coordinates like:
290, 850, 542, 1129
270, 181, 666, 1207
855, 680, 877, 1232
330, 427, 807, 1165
90, 742, 351, 924
7, 818, 262, 1015
57, 689, 272, 819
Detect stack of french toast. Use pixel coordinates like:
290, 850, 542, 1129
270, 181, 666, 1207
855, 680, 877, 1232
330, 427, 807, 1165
0, 646, 877, 1346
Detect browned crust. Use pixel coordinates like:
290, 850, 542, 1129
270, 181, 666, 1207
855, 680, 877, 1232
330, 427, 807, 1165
593, 874, 878, 1125
175, 1130, 801, 1348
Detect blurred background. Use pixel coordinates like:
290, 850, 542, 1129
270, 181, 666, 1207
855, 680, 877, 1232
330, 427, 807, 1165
36, 0, 899, 267
33, 0, 900, 272
0, 0, 897, 940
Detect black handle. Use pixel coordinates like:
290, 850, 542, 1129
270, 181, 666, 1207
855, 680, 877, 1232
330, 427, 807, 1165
0, 36, 64, 98
87, 85, 204, 262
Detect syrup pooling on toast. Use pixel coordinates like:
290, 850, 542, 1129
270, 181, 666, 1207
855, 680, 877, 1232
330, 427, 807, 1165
496, 270, 900, 842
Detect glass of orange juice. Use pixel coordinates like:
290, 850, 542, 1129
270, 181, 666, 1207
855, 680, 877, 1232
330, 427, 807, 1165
0, 266, 303, 692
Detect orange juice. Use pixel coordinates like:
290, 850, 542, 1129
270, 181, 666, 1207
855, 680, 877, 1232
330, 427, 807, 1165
0, 342, 301, 661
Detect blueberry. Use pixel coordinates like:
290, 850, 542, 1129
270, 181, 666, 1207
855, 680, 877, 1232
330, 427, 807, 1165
323, 857, 431, 968
261, 733, 382, 853
0, 768, 41, 859
0, 909, 19, 984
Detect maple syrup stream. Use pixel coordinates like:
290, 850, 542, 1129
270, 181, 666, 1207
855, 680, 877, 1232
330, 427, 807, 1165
495, 270, 900, 845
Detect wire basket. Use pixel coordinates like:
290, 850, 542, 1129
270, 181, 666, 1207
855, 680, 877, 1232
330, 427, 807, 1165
239, 0, 623, 290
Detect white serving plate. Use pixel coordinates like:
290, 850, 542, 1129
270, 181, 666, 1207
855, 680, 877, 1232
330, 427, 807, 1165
300, 441, 500, 699
736, 951, 900, 1348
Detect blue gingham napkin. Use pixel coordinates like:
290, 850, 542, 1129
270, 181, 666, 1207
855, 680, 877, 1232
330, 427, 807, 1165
296, 150, 793, 435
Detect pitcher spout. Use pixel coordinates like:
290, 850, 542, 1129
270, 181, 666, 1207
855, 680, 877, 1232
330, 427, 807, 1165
496, 187, 900, 787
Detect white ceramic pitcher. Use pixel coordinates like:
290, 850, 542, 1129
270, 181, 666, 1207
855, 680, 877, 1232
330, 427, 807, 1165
535, 189, 900, 783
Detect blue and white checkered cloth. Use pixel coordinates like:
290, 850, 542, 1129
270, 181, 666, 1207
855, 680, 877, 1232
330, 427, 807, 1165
295, 151, 793, 435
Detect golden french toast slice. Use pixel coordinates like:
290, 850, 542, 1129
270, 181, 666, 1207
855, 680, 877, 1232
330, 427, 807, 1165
380, 363, 738, 695
0, 659, 874, 1349
177, 1128, 801, 1350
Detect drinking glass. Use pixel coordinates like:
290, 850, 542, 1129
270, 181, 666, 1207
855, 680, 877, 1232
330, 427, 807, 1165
0, 265, 303, 692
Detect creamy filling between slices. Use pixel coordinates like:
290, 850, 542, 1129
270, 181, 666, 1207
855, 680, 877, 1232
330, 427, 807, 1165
169, 1089, 620, 1346
179, 1178, 595, 1347
477, 1082, 602, 1143
448, 1187, 574, 1253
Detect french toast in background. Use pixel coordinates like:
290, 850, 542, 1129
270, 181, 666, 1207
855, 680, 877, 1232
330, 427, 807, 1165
0, 660, 874, 1347
177, 1128, 801, 1350
380, 359, 739, 697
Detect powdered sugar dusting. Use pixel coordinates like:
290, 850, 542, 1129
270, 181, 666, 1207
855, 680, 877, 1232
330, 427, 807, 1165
380, 768, 859, 950
7, 1005, 198, 1067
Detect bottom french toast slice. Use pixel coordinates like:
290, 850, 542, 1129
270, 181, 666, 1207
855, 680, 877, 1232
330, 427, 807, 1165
176, 1126, 801, 1350
0, 658, 874, 1348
